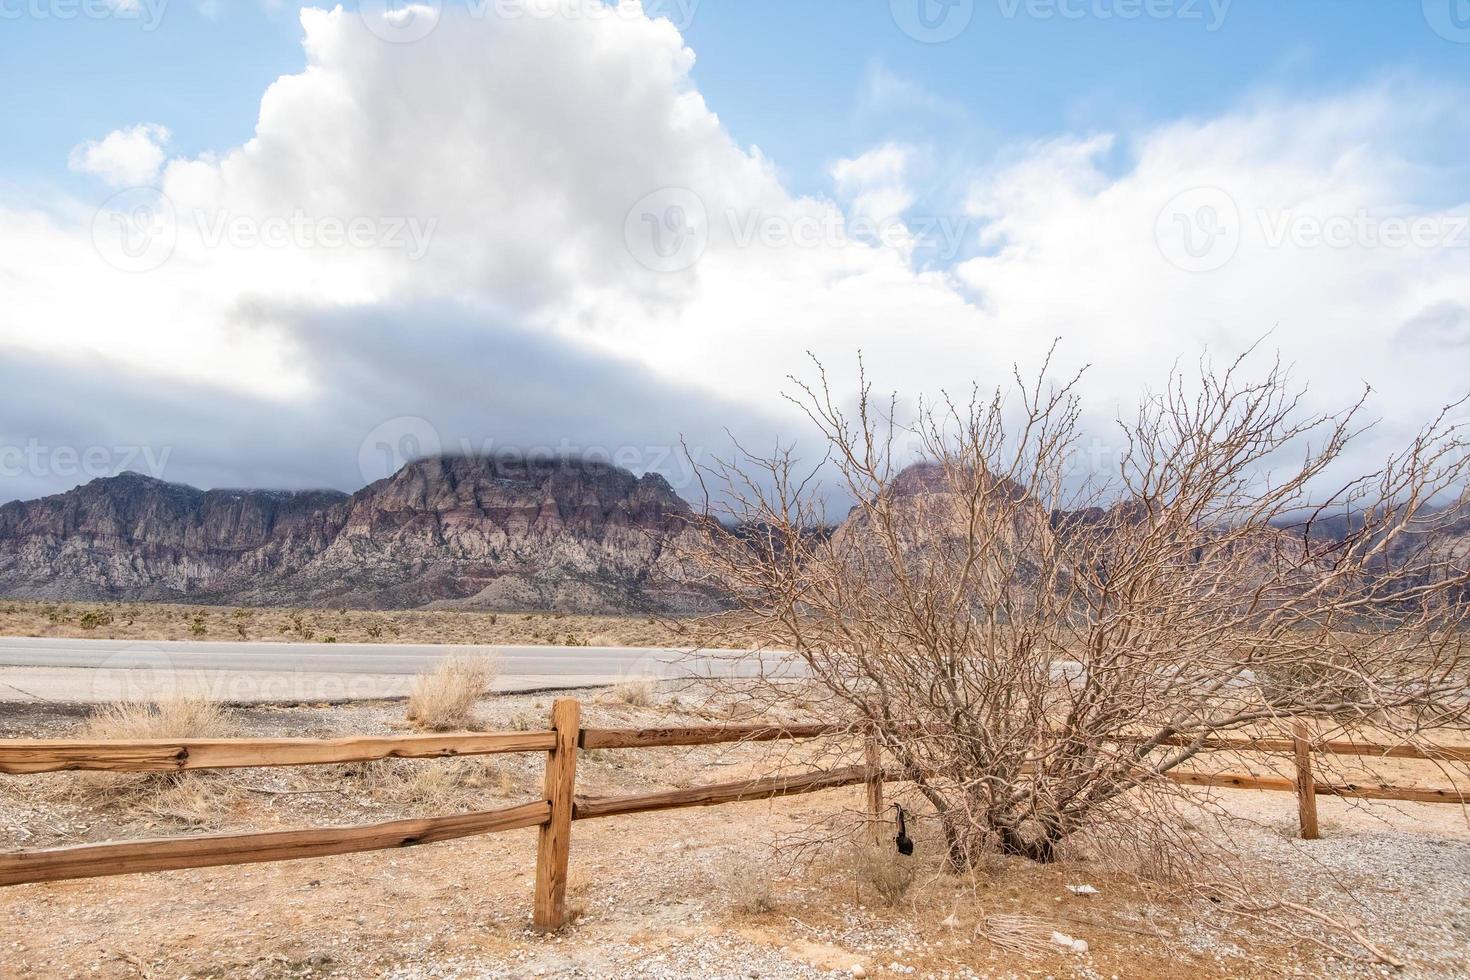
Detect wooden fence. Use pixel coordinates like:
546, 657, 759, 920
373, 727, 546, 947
1, 700, 1465, 930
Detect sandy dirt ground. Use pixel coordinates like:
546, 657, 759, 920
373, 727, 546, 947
1, 688, 1468, 979
0, 601, 691, 649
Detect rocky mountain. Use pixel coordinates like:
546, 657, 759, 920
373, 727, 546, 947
0, 456, 719, 613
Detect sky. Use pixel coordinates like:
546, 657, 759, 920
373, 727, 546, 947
1, 0, 1469, 504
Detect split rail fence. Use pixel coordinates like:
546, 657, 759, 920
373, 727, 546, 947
1, 699, 1466, 930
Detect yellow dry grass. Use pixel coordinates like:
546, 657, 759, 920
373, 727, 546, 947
406, 653, 499, 731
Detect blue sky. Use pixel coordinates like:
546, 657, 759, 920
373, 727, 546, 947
1, 1, 1469, 500
6, 1, 1468, 196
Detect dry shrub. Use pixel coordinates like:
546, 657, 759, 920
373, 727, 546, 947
609, 677, 656, 708
850, 843, 917, 907
725, 862, 781, 914
67, 697, 239, 820
686, 350, 1470, 868
83, 696, 237, 743
406, 653, 498, 730
338, 757, 502, 810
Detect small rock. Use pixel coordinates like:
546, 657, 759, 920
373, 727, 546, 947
1066, 884, 1099, 896
1072, 939, 1090, 954
849, 965, 867, 978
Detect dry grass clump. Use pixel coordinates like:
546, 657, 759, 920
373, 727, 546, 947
725, 862, 781, 915
608, 677, 657, 707
337, 757, 510, 811
83, 696, 238, 743
406, 653, 499, 731
850, 842, 917, 907
63, 697, 240, 824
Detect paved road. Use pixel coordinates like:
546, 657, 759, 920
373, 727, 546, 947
0, 636, 776, 704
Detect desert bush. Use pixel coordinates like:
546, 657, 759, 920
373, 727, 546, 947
79, 610, 112, 630
725, 863, 780, 914
850, 843, 917, 907
609, 677, 656, 707
339, 757, 501, 810
84, 696, 237, 743
406, 653, 499, 731
685, 350, 1470, 868
70, 697, 239, 809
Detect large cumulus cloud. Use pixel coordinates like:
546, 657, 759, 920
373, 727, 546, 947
1, 3, 1467, 506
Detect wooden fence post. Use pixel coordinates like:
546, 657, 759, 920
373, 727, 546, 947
864, 733, 883, 843
1292, 720, 1319, 840
533, 698, 581, 932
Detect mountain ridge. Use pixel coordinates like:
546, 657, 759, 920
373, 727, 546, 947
0, 456, 716, 614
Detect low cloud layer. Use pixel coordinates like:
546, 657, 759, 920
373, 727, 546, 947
0, 305, 784, 503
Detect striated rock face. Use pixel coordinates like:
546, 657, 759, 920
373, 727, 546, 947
0, 457, 719, 613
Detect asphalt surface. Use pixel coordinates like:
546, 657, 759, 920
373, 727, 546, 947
0, 636, 776, 704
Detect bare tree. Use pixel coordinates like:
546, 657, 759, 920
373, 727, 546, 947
684, 349, 1470, 867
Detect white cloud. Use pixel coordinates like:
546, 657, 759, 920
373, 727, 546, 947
5, 5, 1470, 491
832, 142, 916, 229
954, 84, 1470, 432
67, 123, 171, 187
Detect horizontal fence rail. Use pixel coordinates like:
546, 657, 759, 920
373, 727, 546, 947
1151, 733, 1470, 764
0, 731, 558, 775
580, 722, 841, 750
573, 765, 873, 820
1, 701, 1465, 930
1161, 769, 1466, 805
0, 801, 550, 888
